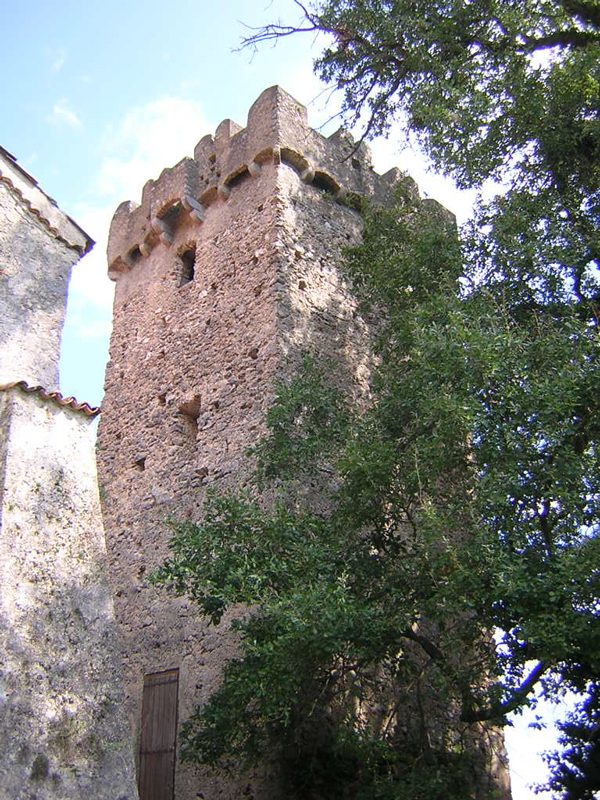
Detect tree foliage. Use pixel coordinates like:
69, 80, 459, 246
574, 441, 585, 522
153, 2, 599, 797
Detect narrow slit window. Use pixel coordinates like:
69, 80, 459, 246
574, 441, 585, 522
179, 246, 196, 286
178, 395, 201, 441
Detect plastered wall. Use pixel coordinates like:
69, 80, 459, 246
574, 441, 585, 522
0, 151, 90, 390
0, 387, 138, 800
0, 182, 75, 390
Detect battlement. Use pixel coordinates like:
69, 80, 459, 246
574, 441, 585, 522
107, 86, 406, 276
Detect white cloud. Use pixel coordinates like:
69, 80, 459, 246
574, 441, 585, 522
368, 127, 478, 225
51, 48, 67, 73
278, 53, 344, 136
96, 96, 212, 204
74, 94, 212, 312
66, 204, 115, 310
49, 100, 82, 129
505, 701, 565, 800
63, 95, 213, 364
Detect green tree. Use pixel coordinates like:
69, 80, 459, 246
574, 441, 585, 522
154, 2, 599, 797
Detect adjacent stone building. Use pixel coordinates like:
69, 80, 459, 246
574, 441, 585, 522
0, 148, 138, 800
97, 86, 510, 799
0, 146, 90, 390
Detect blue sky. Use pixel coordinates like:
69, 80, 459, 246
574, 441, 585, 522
1, 2, 564, 796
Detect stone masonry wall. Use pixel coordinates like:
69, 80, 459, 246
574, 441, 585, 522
275, 162, 371, 389
99, 159, 290, 800
97, 87, 405, 800
0, 386, 138, 800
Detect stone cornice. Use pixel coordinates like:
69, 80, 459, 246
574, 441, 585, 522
0, 146, 93, 257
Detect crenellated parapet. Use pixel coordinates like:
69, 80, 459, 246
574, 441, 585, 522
107, 85, 407, 277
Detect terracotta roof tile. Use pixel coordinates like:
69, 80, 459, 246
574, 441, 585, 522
0, 381, 100, 417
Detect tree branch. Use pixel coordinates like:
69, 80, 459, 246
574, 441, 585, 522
559, 0, 600, 31
402, 625, 446, 662
462, 660, 548, 722
238, 1, 321, 50
523, 30, 600, 51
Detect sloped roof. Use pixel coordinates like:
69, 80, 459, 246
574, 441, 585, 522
0, 381, 100, 417
0, 145, 93, 255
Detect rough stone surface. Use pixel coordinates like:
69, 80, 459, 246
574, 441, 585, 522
98, 86, 509, 800
0, 148, 136, 800
0, 149, 91, 390
0, 387, 138, 800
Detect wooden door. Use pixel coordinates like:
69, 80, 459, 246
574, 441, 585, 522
139, 669, 179, 800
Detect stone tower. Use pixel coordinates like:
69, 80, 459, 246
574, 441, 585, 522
98, 87, 509, 799
0, 147, 138, 800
